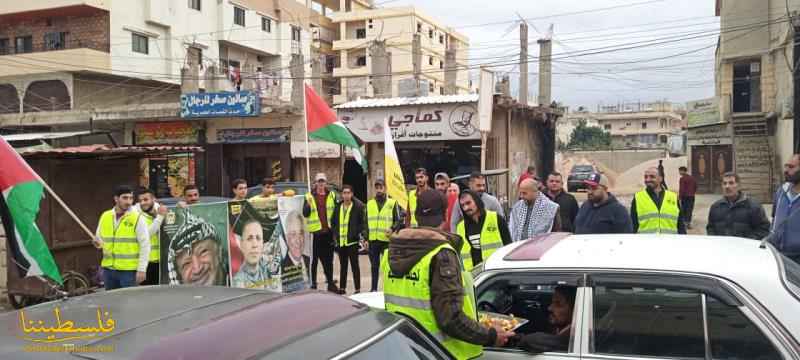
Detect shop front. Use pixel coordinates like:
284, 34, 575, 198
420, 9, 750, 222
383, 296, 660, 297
134, 121, 200, 198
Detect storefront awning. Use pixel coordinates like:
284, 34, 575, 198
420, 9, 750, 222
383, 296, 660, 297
19, 144, 204, 158
1, 130, 94, 142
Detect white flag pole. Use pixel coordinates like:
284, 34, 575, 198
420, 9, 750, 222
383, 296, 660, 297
303, 84, 312, 192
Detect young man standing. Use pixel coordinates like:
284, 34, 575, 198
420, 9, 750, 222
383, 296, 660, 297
456, 190, 513, 271
93, 185, 150, 290
771, 153, 800, 264
707, 172, 770, 239
133, 188, 168, 285
678, 166, 697, 229
544, 172, 579, 233
450, 172, 505, 232
406, 168, 432, 227
365, 180, 402, 292
331, 185, 366, 294
631, 167, 685, 235
574, 173, 633, 234
303, 173, 338, 291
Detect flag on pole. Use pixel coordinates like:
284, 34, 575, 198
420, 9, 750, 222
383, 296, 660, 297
304, 84, 368, 173
384, 119, 408, 211
0, 137, 62, 284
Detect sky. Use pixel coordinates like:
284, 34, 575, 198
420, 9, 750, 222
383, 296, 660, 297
380, 0, 719, 110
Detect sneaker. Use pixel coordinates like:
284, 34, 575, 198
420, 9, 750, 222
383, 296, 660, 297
338, 289, 347, 295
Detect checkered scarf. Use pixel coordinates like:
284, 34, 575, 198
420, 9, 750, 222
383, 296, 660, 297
167, 210, 219, 285
510, 195, 559, 241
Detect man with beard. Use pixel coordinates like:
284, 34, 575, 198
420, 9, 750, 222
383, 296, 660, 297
133, 188, 168, 285
303, 173, 338, 291
168, 212, 227, 286
407, 168, 433, 227
365, 180, 402, 292
509, 179, 561, 242
707, 172, 770, 239
574, 173, 632, 234
94, 185, 150, 290
544, 173, 578, 233
456, 190, 512, 271
771, 153, 800, 264
232, 220, 271, 289
450, 172, 505, 232
630, 167, 686, 234
513, 286, 577, 353
282, 211, 309, 293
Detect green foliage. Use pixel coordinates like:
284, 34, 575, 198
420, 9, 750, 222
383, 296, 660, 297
567, 119, 611, 150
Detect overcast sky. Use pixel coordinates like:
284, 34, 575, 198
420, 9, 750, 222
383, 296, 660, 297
383, 0, 718, 110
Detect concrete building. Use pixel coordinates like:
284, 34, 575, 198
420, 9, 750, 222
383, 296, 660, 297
685, 0, 799, 201
566, 102, 684, 151
329, 6, 470, 104
557, 108, 600, 146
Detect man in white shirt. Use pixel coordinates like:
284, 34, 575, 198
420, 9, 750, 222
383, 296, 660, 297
133, 188, 167, 285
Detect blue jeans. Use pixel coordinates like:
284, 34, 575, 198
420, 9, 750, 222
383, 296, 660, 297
103, 268, 137, 290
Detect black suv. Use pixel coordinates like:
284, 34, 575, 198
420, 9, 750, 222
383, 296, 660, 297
567, 164, 596, 192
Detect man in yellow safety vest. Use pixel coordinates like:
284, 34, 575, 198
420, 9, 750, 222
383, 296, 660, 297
331, 185, 366, 294
456, 190, 512, 271
406, 168, 432, 228
630, 167, 686, 235
383, 188, 514, 359
365, 179, 402, 292
303, 172, 339, 291
92, 185, 150, 290
133, 187, 168, 285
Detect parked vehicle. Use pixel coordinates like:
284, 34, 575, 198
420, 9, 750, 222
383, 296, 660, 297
566, 165, 595, 192
353, 233, 800, 359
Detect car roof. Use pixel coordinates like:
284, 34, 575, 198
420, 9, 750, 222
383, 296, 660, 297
0, 287, 395, 360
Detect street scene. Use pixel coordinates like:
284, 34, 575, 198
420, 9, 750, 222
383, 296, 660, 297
1, 0, 800, 359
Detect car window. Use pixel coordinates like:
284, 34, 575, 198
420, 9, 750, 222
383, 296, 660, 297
706, 296, 782, 360
592, 286, 705, 358
348, 323, 449, 360
781, 255, 800, 298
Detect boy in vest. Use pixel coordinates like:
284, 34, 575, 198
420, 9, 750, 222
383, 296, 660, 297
630, 167, 686, 234
383, 189, 514, 359
365, 180, 402, 292
133, 188, 168, 285
92, 185, 150, 290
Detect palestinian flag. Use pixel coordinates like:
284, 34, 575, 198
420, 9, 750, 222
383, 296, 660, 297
304, 84, 368, 173
0, 136, 62, 284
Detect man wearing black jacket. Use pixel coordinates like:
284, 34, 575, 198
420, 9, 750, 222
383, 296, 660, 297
545, 172, 579, 232
575, 173, 633, 234
331, 185, 366, 294
707, 172, 771, 239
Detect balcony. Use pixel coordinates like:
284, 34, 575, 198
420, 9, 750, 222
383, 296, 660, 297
0, 1, 108, 17
333, 38, 369, 51
0, 48, 111, 77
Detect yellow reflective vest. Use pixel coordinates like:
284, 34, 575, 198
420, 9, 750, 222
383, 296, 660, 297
337, 203, 357, 247
408, 190, 419, 227
456, 211, 503, 271
381, 244, 483, 360
98, 209, 142, 271
634, 189, 680, 234
139, 211, 160, 263
305, 191, 337, 233
367, 198, 396, 242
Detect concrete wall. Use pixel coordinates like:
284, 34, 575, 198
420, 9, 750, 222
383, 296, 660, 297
718, 0, 770, 59
557, 149, 667, 175
72, 74, 180, 110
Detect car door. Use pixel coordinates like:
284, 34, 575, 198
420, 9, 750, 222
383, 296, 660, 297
579, 272, 791, 360
474, 270, 587, 360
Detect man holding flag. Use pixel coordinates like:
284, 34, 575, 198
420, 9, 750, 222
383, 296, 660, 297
0, 136, 63, 285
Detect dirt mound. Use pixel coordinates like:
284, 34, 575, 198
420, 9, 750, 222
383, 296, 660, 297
613, 156, 687, 195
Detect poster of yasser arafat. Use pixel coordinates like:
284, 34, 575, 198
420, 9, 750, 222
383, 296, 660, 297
160, 202, 230, 286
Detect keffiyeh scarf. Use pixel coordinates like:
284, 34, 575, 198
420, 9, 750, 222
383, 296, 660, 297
168, 211, 219, 285
510, 196, 559, 241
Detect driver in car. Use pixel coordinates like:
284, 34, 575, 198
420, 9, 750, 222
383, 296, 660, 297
513, 285, 576, 353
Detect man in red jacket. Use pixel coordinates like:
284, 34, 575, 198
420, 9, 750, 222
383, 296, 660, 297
678, 166, 697, 230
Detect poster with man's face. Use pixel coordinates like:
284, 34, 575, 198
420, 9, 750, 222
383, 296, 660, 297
160, 202, 230, 286
278, 195, 309, 293
229, 200, 285, 291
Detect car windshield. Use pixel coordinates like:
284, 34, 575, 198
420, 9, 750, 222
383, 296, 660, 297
572, 165, 593, 173
781, 255, 800, 298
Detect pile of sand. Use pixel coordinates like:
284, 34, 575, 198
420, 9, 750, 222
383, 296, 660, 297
612, 156, 687, 195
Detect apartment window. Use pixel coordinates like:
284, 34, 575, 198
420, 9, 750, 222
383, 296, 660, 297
660, 119, 667, 128
660, 135, 668, 144
732, 60, 761, 113
262, 17, 271, 32
439, 35, 444, 44
368, 19, 374, 29
44, 32, 67, 51
625, 122, 631, 127
356, 28, 367, 39
604, 124, 611, 130
429, 56, 434, 66
417, 23, 422, 33
234, 7, 246, 27
439, 87, 444, 95
439, 60, 443, 69
641, 121, 647, 129
428, 28, 434, 39
356, 55, 366, 67
15, 36, 32, 54
429, 82, 434, 92
0, 38, 9, 55
188, 0, 201, 11
132, 33, 148, 54
291, 26, 301, 41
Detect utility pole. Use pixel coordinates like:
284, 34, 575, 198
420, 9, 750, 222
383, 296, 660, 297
537, 36, 552, 107
444, 38, 457, 95
369, 40, 391, 98
519, 22, 528, 105
412, 33, 421, 97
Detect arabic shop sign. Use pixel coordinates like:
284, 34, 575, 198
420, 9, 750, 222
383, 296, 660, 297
338, 102, 480, 142
217, 127, 290, 143
136, 121, 199, 145
180, 91, 260, 118
687, 98, 722, 128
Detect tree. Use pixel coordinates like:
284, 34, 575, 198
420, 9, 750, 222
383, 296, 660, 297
567, 119, 611, 150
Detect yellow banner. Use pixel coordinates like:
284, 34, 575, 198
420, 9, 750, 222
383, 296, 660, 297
384, 119, 408, 210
